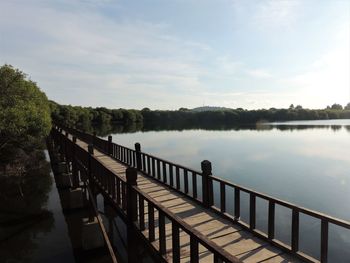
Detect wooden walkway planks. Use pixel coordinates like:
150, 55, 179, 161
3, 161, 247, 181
75, 138, 303, 263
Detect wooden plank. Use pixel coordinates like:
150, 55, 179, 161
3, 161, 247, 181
259, 253, 304, 262
235, 244, 281, 262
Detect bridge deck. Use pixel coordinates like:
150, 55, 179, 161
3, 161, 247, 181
75, 138, 303, 263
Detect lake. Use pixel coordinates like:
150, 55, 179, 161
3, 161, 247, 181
108, 119, 350, 262
3, 119, 348, 262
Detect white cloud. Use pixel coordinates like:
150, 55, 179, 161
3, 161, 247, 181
230, 0, 301, 31
0, 0, 210, 108
0, 0, 348, 110
246, 69, 272, 79
254, 0, 301, 29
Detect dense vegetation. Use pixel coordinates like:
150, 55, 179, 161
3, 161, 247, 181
0, 65, 53, 261
0, 64, 51, 195
51, 102, 350, 131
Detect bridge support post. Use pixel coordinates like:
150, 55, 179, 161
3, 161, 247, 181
108, 135, 113, 155
201, 160, 213, 208
81, 217, 104, 250
135, 143, 142, 170
126, 167, 138, 263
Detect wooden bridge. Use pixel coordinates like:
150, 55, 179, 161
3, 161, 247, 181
49, 124, 350, 263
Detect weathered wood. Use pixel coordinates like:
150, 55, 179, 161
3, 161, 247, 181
201, 160, 213, 208
172, 222, 180, 263
250, 194, 256, 230
147, 155, 151, 175
126, 167, 138, 263
162, 162, 167, 184
159, 211, 166, 255
169, 164, 174, 187
148, 202, 155, 242
108, 135, 112, 155
152, 158, 156, 178
139, 195, 145, 231
321, 219, 328, 263
176, 166, 180, 190
157, 159, 161, 180
192, 171, 197, 199
190, 236, 199, 263
184, 169, 189, 194
135, 143, 142, 170
268, 200, 275, 239
220, 182, 226, 213
234, 188, 240, 220
291, 208, 299, 252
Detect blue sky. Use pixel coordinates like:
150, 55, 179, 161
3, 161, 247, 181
0, 0, 349, 110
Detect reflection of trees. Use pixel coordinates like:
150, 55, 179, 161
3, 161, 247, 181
0, 150, 54, 262
86, 122, 350, 136
330, 125, 342, 132
77, 122, 144, 136
345, 126, 350, 133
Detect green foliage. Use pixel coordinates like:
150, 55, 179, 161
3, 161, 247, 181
331, 103, 343, 110
0, 65, 51, 150
51, 100, 350, 130
51, 103, 143, 128
0, 64, 51, 185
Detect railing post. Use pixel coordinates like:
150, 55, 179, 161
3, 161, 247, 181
135, 143, 142, 170
201, 160, 213, 208
72, 136, 79, 188
321, 219, 328, 263
108, 135, 113, 155
268, 201, 275, 239
87, 144, 95, 222
126, 167, 138, 263
93, 132, 96, 145
291, 208, 299, 252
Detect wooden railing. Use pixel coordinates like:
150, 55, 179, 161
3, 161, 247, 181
53, 124, 350, 263
51, 127, 240, 263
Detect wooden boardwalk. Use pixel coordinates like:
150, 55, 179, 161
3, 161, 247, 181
75, 137, 302, 263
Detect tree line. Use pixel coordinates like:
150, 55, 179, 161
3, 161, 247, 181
51, 102, 350, 130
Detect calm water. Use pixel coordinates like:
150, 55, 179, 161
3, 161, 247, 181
108, 119, 350, 262
0, 151, 75, 263
3, 120, 348, 262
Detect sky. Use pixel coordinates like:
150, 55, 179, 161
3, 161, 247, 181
0, 0, 349, 110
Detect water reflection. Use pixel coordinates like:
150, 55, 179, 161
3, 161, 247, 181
104, 119, 350, 262
0, 151, 54, 262
78, 120, 350, 137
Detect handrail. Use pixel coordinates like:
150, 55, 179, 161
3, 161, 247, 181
210, 176, 350, 229
132, 185, 240, 262
52, 123, 350, 263
51, 127, 239, 262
